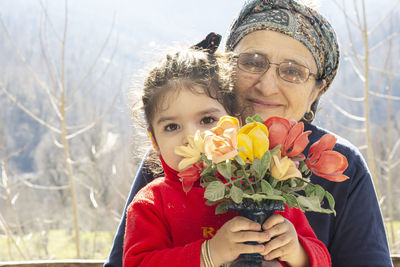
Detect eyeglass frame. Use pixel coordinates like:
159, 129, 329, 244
233, 52, 320, 84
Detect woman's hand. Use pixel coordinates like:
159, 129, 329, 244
207, 216, 269, 266
261, 214, 310, 267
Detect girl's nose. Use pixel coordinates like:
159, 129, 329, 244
182, 124, 197, 145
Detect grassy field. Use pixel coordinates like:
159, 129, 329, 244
0, 230, 114, 261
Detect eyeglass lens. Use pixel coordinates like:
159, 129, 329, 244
237, 53, 311, 83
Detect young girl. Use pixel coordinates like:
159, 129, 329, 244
123, 41, 331, 267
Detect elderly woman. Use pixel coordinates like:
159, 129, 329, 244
105, 1, 391, 266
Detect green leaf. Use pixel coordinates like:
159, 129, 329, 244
283, 194, 299, 208
236, 170, 247, 179
315, 185, 325, 202
215, 202, 227, 214
297, 195, 321, 211
245, 114, 264, 124
269, 145, 281, 156
205, 199, 220, 206
261, 180, 273, 195
297, 196, 334, 214
299, 161, 309, 173
261, 150, 271, 170
200, 164, 213, 176
252, 158, 262, 179
216, 162, 232, 179
230, 185, 244, 204
234, 155, 246, 166
204, 181, 226, 201
304, 184, 314, 197
325, 191, 336, 215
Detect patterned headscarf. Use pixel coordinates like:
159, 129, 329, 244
226, 0, 339, 91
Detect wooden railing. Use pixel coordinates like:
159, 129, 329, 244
0, 257, 399, 267
0, 260, 104, 267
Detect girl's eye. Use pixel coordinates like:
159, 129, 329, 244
164, 123, 180, 132
200, 116, 217, 125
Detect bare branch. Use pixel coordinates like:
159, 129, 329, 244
332, 0, 359, 27
22, 180, 69, 190
370, 31, 393, 106
38, 14, 62, 120
369, 66, 400, 78
344, 56, 365, 82
370, 32, 400, 53
390, 158, 400, 169
39, 0, 62, 42
0, 213, 26, 259
66, 39, 118, 111
1, 85, 61, 133
0, 15, 58, 105
66, 75, 122, 139
68, 14, 116, 101
354, 0, 363, 31
335, 0, 363, 69
328, 99, 366, 121
333, 121, 366, 133
333, 89, 365, 102
6, 140, 33, 160
368, 91, 400, 101
389, 139, 400, 161
368, 0, 400, 35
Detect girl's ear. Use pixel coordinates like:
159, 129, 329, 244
148, 131, 159, 152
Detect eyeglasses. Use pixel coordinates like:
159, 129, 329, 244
235, 53, 319, 84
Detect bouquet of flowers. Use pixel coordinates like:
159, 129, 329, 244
175, 115, 349, 215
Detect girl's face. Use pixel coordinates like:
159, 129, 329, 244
151, 86, 228, 171
233, 30, 324, 122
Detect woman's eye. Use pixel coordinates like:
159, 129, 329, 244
164, 123, 180, 132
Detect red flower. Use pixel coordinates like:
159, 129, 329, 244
264, 116, 311, 158
306, 134, 349, 182
178, 163, 203, 193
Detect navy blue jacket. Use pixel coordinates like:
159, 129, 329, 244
104, 122, 392, 267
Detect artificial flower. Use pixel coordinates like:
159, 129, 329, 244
177, 163, 202, 193
175, 115, 349, 215
270, 153, 302, 181
204, 116, 239, 163
306, 134, 349, 182
237, 121, 269, 162
175, 130, 205, 170
264, 116, 310, 158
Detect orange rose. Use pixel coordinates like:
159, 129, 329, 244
204, 116, 239, 163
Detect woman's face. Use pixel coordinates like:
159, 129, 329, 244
233, 30, 324, 122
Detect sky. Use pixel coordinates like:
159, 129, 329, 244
0, 0, 398, 88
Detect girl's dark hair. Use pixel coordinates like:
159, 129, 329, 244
137, 48, 239, 176
142, 48, 239, 134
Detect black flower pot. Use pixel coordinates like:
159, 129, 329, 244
226, 201, 285, 267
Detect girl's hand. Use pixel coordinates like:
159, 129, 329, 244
207, 216, 270, 266
261, 214, 310, 267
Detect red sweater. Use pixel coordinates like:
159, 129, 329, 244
123, 160, 331, 267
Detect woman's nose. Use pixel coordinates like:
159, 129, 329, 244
256, 66, 280, 94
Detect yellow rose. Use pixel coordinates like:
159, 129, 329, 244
270, 154, 302, 181
237, 122, 269, 162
